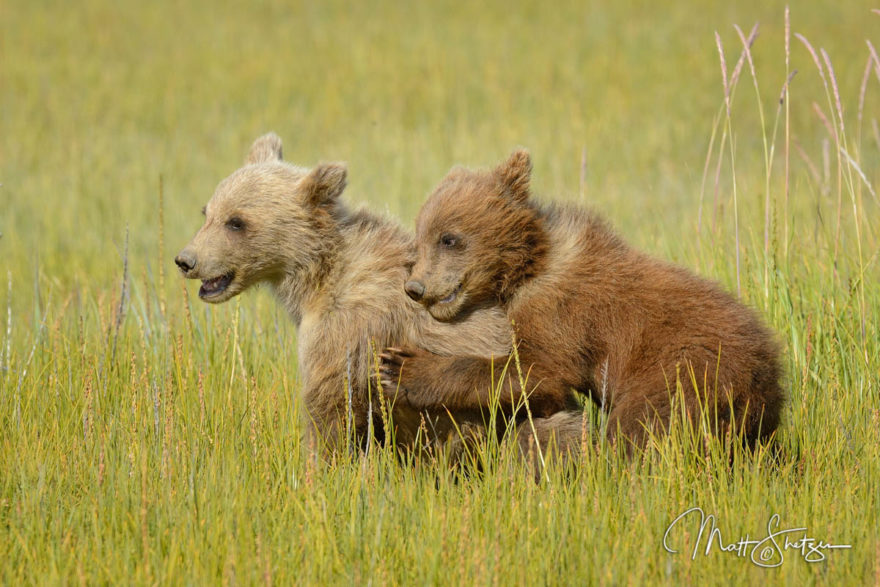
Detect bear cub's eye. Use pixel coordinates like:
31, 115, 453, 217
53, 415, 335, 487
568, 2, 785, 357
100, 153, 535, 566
439, 234, 460, 249
226, 217, 246, 231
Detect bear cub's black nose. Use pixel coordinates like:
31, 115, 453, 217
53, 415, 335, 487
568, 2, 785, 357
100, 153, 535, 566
175, 253, 196, 273
404, 280, 425, 302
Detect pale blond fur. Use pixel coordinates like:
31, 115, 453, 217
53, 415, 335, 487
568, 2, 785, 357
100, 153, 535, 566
177, 133, 522, 455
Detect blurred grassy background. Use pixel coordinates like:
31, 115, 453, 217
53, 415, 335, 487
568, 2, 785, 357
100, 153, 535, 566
3, 0, 877, 284
1, 0, 878, 583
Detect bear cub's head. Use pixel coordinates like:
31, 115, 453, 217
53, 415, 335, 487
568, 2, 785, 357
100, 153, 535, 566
176, 133, 347, 303
406, 149, 546, 322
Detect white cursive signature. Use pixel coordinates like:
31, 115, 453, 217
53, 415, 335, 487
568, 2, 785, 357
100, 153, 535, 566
663, 507, 852, 568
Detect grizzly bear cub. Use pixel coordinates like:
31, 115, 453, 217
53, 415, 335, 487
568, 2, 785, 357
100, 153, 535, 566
175, 133, 522, 455
175, 134, 577, 460
380, 150, 784, 450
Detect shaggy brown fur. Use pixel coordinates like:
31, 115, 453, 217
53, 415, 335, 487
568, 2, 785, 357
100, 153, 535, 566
175, 134, 577, 457
380, 150, 784, 450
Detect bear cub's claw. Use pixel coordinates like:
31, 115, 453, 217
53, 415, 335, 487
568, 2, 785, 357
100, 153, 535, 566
378, 347, 419, 408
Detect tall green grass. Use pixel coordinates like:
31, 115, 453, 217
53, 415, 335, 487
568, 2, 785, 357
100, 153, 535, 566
1, 0, 878, 583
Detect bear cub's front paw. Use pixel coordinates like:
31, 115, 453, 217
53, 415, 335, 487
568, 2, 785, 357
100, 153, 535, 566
378, 346, 431, 410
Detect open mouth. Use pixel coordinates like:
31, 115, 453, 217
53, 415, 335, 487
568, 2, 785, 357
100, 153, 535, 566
438, 283, 461, 305
199, 271, 234, 299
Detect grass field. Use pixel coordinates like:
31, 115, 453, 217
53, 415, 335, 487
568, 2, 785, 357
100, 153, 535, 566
2, 0, 878, 584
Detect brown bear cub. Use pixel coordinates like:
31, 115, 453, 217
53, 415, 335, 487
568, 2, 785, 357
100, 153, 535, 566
176, 133, 576, 459
380, 150, 784, 450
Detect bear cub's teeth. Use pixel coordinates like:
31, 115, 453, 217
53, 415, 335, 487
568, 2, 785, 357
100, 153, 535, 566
199, 272, 234, 298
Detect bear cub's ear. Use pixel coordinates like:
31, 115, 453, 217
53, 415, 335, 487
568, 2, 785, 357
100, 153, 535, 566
301, 163, 348, 208
495, 148, 532, 203
246, 132, 284, 165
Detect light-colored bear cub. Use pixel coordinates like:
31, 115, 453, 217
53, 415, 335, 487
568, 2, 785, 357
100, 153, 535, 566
176, 133, 524, 456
